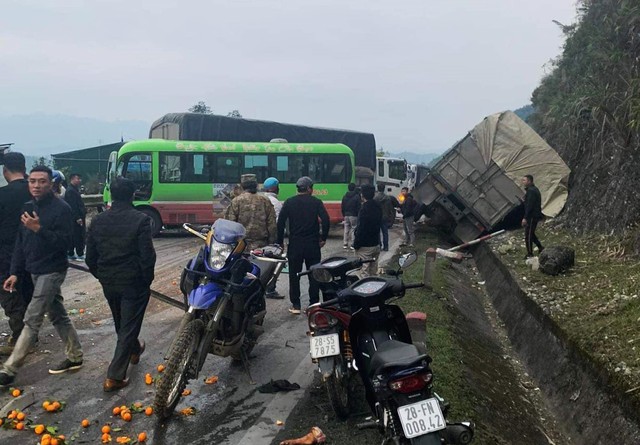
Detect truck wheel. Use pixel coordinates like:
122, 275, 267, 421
138, 207, 162, 237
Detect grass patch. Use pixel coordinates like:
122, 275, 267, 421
395, 230, 478, 423
491, 225, 640, 394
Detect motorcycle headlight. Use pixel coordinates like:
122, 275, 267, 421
208, 240, 235, 270
311, 268, 333, 283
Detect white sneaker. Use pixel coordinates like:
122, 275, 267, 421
288, 307, 301, 315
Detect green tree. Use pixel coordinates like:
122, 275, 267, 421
32, 156, 52, 168
188, 101, 212, 114
227, 110, 243, 118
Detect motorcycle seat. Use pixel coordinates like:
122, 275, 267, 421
369, 340, 427, 377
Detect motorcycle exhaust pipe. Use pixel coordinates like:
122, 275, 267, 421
441, 422, 474, 444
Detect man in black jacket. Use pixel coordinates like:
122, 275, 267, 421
64, 173, 86, 260
341, 183, 360, 249
277, 176, 329, 314
0, 152, 34, 355
400, 187, 418, 247
521, 175, 544, 258
86, 178, 156, 391
1, 165, 83, 386
354, 185, 382, 278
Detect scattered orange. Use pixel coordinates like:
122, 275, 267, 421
122, 412, 132, 422
205, 375, 219, 384
116, 437, 131, 444
16, 421, 25, 430
58, 435, 65, 441
133, 401, 143, 409
16, 411, 26, 421
35, 424, 45, 435
144, 406, 153, 416
101, 432, 112, 443
8, 410, 17, 419
157, 364, 165, 372
42, 401, 51, 409
41, 439, 51, 445
52, 401, 61, 410
144, 373, 153, 385
112, 406, 121, 416
46, 404, 57, 412
81, 418, 90, 428
79, 308, 85, 314
182, 389, 191, 396
0, 418, 3, 426
42, 434, 52, 441
12, 388, 21, 397
50, 438, 59, 445
102, 425, 111, 434
138, 432, 148, 442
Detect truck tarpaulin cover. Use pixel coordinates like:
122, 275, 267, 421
471, 111, 570, 218
150, 113, 377, 171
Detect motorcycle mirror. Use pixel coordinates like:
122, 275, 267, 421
398, 252, 417, 269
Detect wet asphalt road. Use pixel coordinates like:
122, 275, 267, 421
0, 226, 379, 445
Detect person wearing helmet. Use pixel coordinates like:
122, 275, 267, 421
262, 177, 284, 299
276, 176, 329, 314
52, 170, 66, 198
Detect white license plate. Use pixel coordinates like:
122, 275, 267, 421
310, 333, 340, 359
397, 398, 446, 439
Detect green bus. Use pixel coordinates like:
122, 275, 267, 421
104, 139, 355, 234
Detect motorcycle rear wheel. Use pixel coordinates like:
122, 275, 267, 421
326, 372, 351, 420
154, 319, 204, 419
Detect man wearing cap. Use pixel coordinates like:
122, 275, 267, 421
262, 177, 284, 299
277, 176, 330, 314
225, 174, 277, 251
0, 152, 33, 355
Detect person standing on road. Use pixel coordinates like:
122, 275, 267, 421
0, 165, 83, 387
521, 174, 544, 258
85, 177, 156, 392
354, 185, 382, 278
277, 176, 330, 315
0, 152, 34, 356
399, 187, 417, 247
64, 173, 86, 261
374, 183, 396, 252
341, 183, 360, 250
262, 177, 284, 299
225, 174, 277, 252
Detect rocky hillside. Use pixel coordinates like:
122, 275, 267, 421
529, 0, 640, 234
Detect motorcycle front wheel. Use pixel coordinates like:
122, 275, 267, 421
154, 319, 204, 419
409, 433, 441, 445
326, 369, 351, 420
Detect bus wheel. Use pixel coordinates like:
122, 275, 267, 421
138, 207, 162, 237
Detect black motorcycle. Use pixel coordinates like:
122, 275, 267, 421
318, 253, 474, 444
302, 256, 372, 419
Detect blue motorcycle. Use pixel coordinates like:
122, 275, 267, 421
154, 219, 286, 419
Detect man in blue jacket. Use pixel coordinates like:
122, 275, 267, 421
0, 165, 83, 386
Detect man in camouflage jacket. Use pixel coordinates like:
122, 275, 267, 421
225, 174, 277, 251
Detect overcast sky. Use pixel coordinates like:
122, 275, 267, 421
1, 0, 577, 153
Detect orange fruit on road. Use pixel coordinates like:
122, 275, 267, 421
81, 418, 90, 428
182, 389, 191, 396
58, 435, 65, 441
112, 406, 121, 416
50, 438, 59, 445
144, 406, 153, 416
41, 439, 51, 445
144, 373, 153, 385
79, 308, 85, 314
52, 401, 61, 410
16, 421, 25, 430
157, 364, 165, 372
8, 410, 17, 419
16, 411, 26, 421
122, 412, 132, 422
35, 424, 45, 435
0, 418, 3, 426
101, 432, 111, 443
138, 432, 148, 442
102, 425, 111, 434
205, 375, 219, 384
12, 388, 21, 397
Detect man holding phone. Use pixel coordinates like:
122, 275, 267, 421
0, 152, 33, 355
0, 165, 83, 387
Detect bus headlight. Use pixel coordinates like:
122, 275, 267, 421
208, 241, 235, 270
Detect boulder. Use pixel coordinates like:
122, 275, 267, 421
539, 246, 575, 275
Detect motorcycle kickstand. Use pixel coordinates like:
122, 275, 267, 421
240, 348, 255, 385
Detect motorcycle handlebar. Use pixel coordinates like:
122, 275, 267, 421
404, 283, 425, 289
298, 270, 311, 277
319, 298, 340, 308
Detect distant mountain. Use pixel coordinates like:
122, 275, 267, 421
513, 104, 534, 122
385, 151, 441, 166
0, 114, 149, 157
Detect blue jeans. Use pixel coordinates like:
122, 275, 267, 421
3, 271, 83, 375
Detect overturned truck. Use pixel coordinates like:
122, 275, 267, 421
414, 111, 570, 242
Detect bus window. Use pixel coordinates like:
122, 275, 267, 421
117, 153, 152, 200
159, 153, 211, 183
388, 160, 407, 181
378, 159, 385, 176
213, 154, 241, 183
243, 155, 269, 182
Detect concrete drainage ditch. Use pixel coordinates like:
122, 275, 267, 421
472, 242, 640, 445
